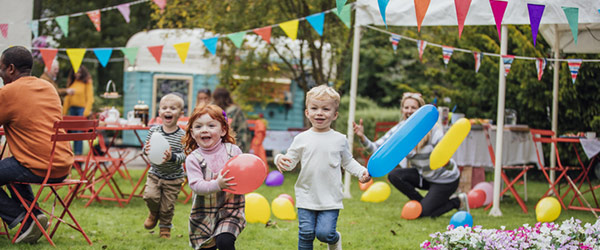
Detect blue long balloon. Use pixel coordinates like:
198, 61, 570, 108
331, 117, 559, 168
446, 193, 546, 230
367, 105, 439, 177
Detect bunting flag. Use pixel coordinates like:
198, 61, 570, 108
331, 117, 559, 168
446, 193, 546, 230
173, 42, 190, 64
567, 59, 582, 84
527, 4, 545, 47
501, 55, 515, 76
417, 40, 427, 62
442, 46, 454, 67
202, 37, 219, 55
279, 20, 299, 40
253, 26, 272, 44
147, 45, 164, 64
227, 31, 246, 48
535, 58, 547, 81
562, 7, 579, 44
455, 0, 472, 38
117, 3, 131, 23
306, 13, 325, 36
334, 4, 351, 28
415, 0, 431, 32
40, 48, 58, 72
378, 0, 390, 27
390, 34, 401, 53
336, 0, 347, 15
153, 0, 166, 11
56, 15, 69, 37
120, 47, 138, 65
87, 10, 101, 32
30, 20, 39, 38
66, 48, 86, 73
489, 0, 508, 41
0, 24, 7, 38
473, 52, 484, 73
93, 48, 113, 67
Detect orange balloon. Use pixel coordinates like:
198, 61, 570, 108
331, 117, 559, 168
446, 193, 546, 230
221, 154, 268, 194
468, 189, 486, 209
401, 200, 422, 220
359, 178, 374, 191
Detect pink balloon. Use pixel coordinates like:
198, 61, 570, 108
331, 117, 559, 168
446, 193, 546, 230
277, 193, 294, 206
473, 181, 494, 206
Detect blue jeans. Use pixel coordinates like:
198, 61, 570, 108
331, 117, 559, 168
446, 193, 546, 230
297, 208, 340, 250
68, 106, 85, 155
0, 157, 66, 228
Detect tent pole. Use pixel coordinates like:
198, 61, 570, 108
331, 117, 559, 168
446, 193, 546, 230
550, 24, 560, 184
343, 24, 363, 199
490, 24, 508, 217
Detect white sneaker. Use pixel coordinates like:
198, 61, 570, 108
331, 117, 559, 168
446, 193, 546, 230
15, 213, 49, 244
458, 193, 470, 213
328, 231, 342, 250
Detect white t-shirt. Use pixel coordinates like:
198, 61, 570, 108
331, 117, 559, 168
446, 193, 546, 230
275, 128, 367, 210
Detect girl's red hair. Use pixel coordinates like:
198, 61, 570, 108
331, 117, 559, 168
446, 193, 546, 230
183, 104, 236, 154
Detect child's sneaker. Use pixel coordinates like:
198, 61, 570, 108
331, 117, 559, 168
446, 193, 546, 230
458, 193, 470, 213
144, 211, 158, 229
159, 227, 171, 239
328, 231, 342, 250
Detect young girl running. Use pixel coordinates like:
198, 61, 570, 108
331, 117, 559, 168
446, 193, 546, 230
183, 104, 245, 250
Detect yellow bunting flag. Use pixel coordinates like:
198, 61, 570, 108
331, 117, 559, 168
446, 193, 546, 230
173, 42, 191, 64
279, 20, 299, 40
66, 48, 86, 73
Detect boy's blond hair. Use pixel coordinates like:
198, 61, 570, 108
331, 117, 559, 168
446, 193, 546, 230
305, 85, 340, 110
160, 93, 185, 109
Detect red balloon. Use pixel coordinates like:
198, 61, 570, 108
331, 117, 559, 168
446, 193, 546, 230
401, 200, 422, 220
277, 193, 295, 206
359, 178, 374, 191
468, 189, 486, 209
221, 154, 267, 194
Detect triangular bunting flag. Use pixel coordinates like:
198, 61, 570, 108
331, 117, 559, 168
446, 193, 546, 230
378, 0, 390, 27
87, 10, 101, 32
527, 4, 545, 47
30, 20, 39, 38
279, 20, 299, 40
414, 0, 431, 32
0, 24, 7, 38
417, 40, 427, 62
93, 48, 113, 67
336, 0, 347, 15
66, 48, 86, 73
147, 45, 164, 64
56, 15, 69, 37
39, 48, 58, 72
202, 37, 219, 55
562, 7, 579, 44
535, 58, 547, 81
501, 55, 515, 76
120, 47, 138, 65
117, 3, 131, 23
454, 0, 472, 38
390, 34, 401, 53
306, 13, 325, 36
227, 32, 246, 48
442, 46, 454, 67
489, 0, 508, 41
253, 26, 272, 44
153, 0, 166, 10
473, 52, 484, 73
334, 4, 351, 28
567, 59, 582, 84
173, 42, 191, 63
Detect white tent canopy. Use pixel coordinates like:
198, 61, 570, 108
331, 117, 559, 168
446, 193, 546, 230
345, 0, 600, 216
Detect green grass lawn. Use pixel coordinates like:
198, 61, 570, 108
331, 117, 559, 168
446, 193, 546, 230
1, 168, 598, 249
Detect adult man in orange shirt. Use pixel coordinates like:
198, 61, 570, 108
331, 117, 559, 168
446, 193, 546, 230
0, 46, 74, 243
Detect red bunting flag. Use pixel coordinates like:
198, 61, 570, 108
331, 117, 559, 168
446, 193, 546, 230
414, 0, 431, 32
501, 55, 515, 76
473, 52, 484, 73
454, 0, 472, 38
0, 24, 8, 38
153, 0, 166, 10
567, 59, 582, 84
535, 58, 546, 81
40, 48, 58, 72
147, 45, 164, 64
86, 10, 101, 32
442, 46, 454, 67
253, 26, 272, 44
417, 40, 427, 62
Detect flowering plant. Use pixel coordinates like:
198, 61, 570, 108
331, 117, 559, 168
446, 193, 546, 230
421, 217, 600, 250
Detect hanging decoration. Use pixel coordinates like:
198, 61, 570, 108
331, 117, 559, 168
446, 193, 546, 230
279, 20, 299, 40
202, 37, 219, 55
227, 32, 246, 48
442, 46, 454, 67
501, 55, 515, 76
93, 48, 113, 67
473, 52, 484, 73
489, 0, 508, 41
567, 59, 582, 84
117, 3, 131, 23
147, 45, 164, 64
40, 48, 58, 72
336, 0, 347, 15
378, 0, 390, 28
527, 4, 545, 47
390, 34, 401, 53
173, 42, 190, 63
87, 10, 102, 32
30, 20, 39, 38
253, 26, 272, 44
414, 0, 431, 32
153, 0, 166, 11
535, 58, 547, 81
562, 7, 579, 44
334, 4, 351, 28
454, 0, 472, 38
306, 13, 325, 36
417, 40, 428, 62
66, 48, 87, 73
56, 15, 69, 37
0, 24, 7, 38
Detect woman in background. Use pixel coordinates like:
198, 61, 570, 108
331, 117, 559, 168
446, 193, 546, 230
212, 87, 250, 153
63, 65, 94, 155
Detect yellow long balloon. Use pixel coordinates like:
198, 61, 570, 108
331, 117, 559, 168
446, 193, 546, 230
429, 118, 471, 170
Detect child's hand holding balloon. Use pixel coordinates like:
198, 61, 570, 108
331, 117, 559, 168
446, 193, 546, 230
359, 171, 371, 183
276, 155, 293, 172
217, 169, 236, 191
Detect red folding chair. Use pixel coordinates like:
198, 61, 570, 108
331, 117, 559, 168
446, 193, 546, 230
8, 120, 96, 246
0, 128, 11, 239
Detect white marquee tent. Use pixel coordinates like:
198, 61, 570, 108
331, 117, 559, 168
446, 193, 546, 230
344, 0, 600, 216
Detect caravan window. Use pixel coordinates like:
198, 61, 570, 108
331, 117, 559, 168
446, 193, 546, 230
152, 74, 194, 117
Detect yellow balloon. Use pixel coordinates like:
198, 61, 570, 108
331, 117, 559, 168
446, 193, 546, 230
430, 118, 471, 170
271, 197, 297, 220
360, 182, 391, 203
245, 193, 270, 224
536, 197, 561, 222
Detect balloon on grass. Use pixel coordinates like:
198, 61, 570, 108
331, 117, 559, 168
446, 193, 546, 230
221, 154, 267, 194
245, 193, 270, 224
449, 211, 473, 228
359, 178, 373, 191
473, 182, 494, 205
536, 197, 561, 222
277, 193, 294, 206
468, 189, 486, 209
271, 197, 296, 220
360, 181, 391, 203
429, 118, 471, 170
265, 170, 284, 186
401, 200, 422, 220
367, 105, 438, 177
